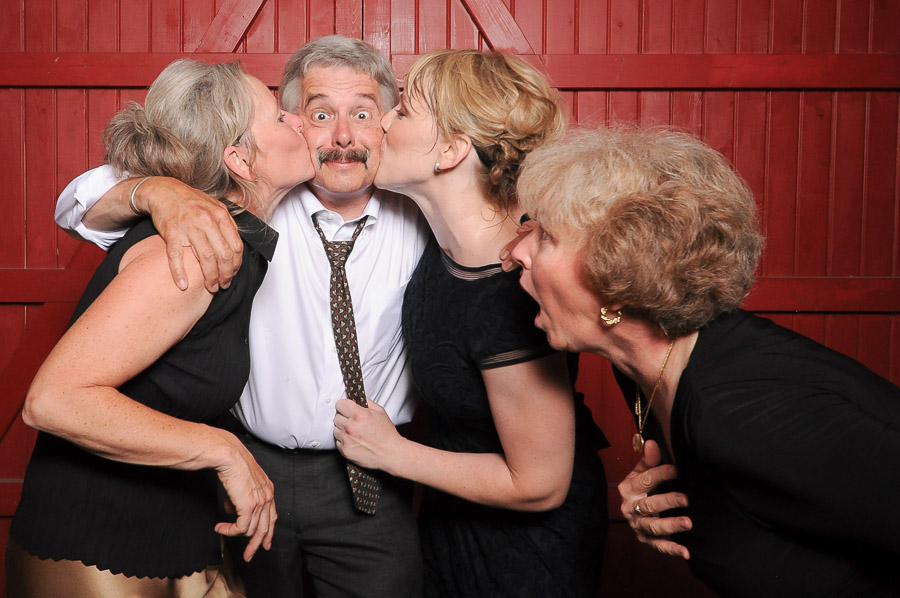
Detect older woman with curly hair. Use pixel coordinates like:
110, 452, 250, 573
332, 49, 608, 597
511, 127, 900, 596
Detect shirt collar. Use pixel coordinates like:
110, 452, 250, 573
297, 183, 382, 228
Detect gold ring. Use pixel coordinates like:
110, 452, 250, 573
634, 504, 642, 515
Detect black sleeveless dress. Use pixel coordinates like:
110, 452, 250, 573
11, 210, 277, 579
403, 237, 609, 598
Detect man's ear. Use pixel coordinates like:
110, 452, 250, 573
224, 145, 254, 181
435, 134, 473, 172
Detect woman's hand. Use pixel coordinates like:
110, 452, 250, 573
618, 439, 693, 559
213, 435, 277, 563
333, 399, 404, 472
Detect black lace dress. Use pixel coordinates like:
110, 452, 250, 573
403, 237, 608, 598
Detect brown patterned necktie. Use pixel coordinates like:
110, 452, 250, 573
313, 214, 381, 514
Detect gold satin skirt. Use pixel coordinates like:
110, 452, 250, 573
5, 541, 244, 598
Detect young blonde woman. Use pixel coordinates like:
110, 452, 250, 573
332, 50, 608, 597
7, 60, 314, 597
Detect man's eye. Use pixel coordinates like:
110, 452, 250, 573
355, 110, 372, 120
312, 111, 329, 121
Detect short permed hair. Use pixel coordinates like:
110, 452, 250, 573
279, 35, 399, 115
404, 49, 566, 212
517, 127, 763, 337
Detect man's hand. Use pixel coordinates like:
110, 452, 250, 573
618, 439, 693, 559
136, 177, 243, 292
499, 219, 536, 271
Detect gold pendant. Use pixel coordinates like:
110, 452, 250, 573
632, 432, 645, 453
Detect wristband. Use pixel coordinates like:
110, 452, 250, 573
129, 176, 154, 216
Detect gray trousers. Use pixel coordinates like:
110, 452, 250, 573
226, 434, 423, 598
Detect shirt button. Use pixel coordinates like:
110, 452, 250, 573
243, 337, 248, 344
325, 397, 333, 405
309, 441, 320, 448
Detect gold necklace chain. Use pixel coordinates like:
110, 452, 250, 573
632, 339, 676, 453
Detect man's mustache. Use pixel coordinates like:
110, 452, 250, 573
317, 148, 370, 167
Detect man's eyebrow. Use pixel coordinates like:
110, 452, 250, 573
302, 92, 380, 108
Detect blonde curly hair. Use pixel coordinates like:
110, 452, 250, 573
404, 49, 566, 212
517, 127, 764, 337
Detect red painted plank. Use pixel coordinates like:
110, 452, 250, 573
0, 89, 24, 269
828, 91, 866, 276
804, 0, 836, 54
762, 92, 800, 276
673, 0, 703, 54
184, 0, 215, 52
276, 0, 307, 53
193, 0, 266, 52
770, 0, 803, 54
608, 90, 639, 125
737, 0, 769, 54
703, 91, 736, 161
5, 53, 900, 90
862, 92, 899, 276
460, 0, 533, 53
574, 91, 608, 126
25, 0, 54, 53
671, 90, 702, 135
608, 0, 639, 54
0, 269, 98, 303
450, 0, 479, 50
246, 0, 275, 53
151, 0, 184, 52
418, 0, 448, 53
335, 0, 363, 39
641, 0, 671, 54
57, 0, 87, 52
825, 314, 860, 362
792, 313, 826, 344
638, 90, 670, 127
88, 0, 118, 53
706, 0, 737, 54
0, 302, 77, 441
546, 0, 575, 54
0, 306, 25, 377
796, 91, 832, 276
363, 0, 391, 58
25, 89, 58, 269
733, 90, 767, 256
837, 0, 870, 54
308, 0, 335, 39
872, 0, 900, 54
0, 0, 22, 52
515, 0, 544, 54
120, 0, 151, 52
390, 0, 416, 55
742, 277, 900, 312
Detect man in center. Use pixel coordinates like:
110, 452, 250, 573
55, 35, 428, 597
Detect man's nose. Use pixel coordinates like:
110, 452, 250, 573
333, 114, 353, 147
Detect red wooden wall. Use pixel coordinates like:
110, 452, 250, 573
1, 1, 898, 595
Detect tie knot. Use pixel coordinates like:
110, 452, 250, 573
324, 241, 351, 267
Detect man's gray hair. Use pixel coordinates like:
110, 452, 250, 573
279, 35, 399, 114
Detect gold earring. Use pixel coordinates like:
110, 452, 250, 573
434, 162, 441, 173
600, 307, 622, 326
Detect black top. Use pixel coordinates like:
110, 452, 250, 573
617, 309, 900, 597
11, 209, 277, 579
404, 237, 608, 598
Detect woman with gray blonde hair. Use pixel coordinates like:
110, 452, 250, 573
511, 126, 900, 596
332, 49, 608, 597
7, 59, 314, 597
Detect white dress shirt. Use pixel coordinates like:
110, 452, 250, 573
56, 166, 430, 449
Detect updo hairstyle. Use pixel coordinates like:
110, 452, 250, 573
103, 60, 258, 206
404, 49, 566, 212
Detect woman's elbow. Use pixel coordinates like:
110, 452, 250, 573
516, 476, 571, 511
22, 384, 61, 432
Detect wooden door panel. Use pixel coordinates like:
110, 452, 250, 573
1, 2, 898, 596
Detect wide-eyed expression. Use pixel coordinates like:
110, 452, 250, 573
297, 66, 385, 200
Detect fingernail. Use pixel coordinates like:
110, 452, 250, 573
499, 249, 510, 261
177, 279, 188, 291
